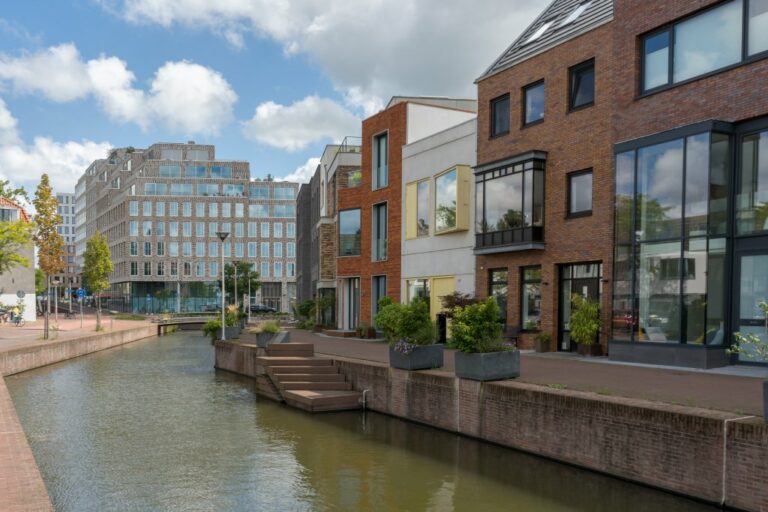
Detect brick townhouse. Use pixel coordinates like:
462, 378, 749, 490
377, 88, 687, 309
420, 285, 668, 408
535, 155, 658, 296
474, 0, 615, 351
335, 97, 476, 331
609, 0, 768, 367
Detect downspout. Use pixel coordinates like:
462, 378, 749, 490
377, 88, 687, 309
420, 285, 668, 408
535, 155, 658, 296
721, 415, 755, 507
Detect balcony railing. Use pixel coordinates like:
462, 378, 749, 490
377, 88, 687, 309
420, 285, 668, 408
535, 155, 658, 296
475, 226, 544, 250
339, 136, 362, 154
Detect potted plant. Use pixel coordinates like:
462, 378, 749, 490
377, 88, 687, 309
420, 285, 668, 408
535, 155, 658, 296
570, 294, 602, 356
377, 297, 443, 370
534, 331, 551, 353
452, 298, 519, 381
729, 300, 768, 423
202, 310, 238, 344
255, 320, 282, 347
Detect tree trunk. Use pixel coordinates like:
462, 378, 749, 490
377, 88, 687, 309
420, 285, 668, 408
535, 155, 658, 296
96, 294, 101, 331
44, 276, 50, 340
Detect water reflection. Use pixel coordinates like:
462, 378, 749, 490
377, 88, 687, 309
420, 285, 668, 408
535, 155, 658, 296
7, 334, 716, 512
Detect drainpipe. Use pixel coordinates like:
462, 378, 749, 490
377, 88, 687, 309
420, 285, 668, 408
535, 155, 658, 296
721, 415, 755, 507
362, 389, 369, 410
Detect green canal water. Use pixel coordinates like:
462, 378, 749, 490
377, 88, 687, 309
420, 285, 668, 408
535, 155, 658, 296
7, 333, 717, 512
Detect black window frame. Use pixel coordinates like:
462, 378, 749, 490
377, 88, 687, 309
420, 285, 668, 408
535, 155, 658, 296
489, 268, 509, 325
567, 168, 594, 218
520, 265, 542, 331
639, 0, 768, 96
490, 93, 510, 138
568, 59, 595, 112
522, 79, 545, 128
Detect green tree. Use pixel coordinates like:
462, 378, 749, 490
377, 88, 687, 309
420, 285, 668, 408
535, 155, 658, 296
222, 262, 260, 309
0, 220, 33, 274
35, 268, 46, 295
33, 174, 64, 339
0, 179, 29, 205
82, 231, 113, 330
435, 201, 457, 231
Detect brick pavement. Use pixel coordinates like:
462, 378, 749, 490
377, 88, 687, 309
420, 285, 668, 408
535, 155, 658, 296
288, 329, 768, 416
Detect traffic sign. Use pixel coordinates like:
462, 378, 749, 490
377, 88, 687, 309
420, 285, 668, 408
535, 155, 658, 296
16, 290, 25, 299
76, 288, 85, 299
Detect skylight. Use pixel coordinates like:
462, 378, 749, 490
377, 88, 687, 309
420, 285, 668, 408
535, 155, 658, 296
560, 1, 592, 27
525, 21, 552, 44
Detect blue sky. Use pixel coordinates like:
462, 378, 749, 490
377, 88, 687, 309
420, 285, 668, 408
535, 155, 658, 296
0, 0, 545, 193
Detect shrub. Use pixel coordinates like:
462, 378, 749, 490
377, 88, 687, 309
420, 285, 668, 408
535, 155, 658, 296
260, 321, 280, 334
569, 294, 601, 346
440, 292, 479, 318
375, 298, 435, 348
450, 298, 506, 353
202, 320, 221, 343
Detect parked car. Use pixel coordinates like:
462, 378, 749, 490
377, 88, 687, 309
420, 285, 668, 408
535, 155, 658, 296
203, 304, 221, 312
250, 304, 277, 313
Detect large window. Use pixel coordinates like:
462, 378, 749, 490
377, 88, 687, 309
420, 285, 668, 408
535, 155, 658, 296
521, 266, 542, 330
435, 169, 457, 233
372, 203, 387, 261
198, 184, 218, 196
372, 275, 387, 324
523, 81, 545, 126
145, 183, 167, 196
490, 94, 510, 137
211, 166, 232, 178
373, 132, 388, 189
159, 165, 181, 178
475, 155, 545, 249
738, 129, 768, 233
613, 131, 730, 344
489, 269, 508, 324
185, 165, 206, 178
641, 0, 766, 93
569, 59, 595, 110
273, 187, 294, 200
339, 209, 361, 256
568, 169, 593, 216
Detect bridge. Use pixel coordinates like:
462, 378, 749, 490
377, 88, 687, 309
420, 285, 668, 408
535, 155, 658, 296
152, 315, 217, 335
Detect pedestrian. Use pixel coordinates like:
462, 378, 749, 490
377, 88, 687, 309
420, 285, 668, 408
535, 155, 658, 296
10, 305, 20, 324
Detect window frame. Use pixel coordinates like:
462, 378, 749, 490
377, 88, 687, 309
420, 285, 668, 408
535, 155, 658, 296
372, 130, 389, 190
434, 167, 459, 234
490, 93, 511, 138
338, 208, 362, 257
520, 266, 542, 332
568, 58, 596, 112
371, 202, 388, 262
638, 0, 768, 96
567, 168, 594, 218
522, 79, 545, 128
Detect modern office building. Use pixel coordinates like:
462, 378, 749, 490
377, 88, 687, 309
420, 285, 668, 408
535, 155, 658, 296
335, 97, 476, 331
0, 197, 35, 320
608, 0, 768, 367
54, 192, 80, 293
473, 0, 614, 351
74, 142, 298, 313
401, 118, 476, 317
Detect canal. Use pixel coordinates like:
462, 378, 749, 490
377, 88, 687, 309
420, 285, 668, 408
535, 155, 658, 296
6, 333, 717, 511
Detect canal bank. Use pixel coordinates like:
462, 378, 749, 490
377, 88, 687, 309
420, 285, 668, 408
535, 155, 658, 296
216, 339, 768, 512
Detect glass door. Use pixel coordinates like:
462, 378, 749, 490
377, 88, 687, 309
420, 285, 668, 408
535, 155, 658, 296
559, 263, 602, 351
736, 253, 768, 362
344, 278, 360, 331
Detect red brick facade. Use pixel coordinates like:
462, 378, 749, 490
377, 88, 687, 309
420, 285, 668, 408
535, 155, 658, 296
337, 102, 407, 327
475, 24, 615, 350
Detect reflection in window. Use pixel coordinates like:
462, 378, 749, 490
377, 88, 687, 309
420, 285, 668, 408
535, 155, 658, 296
643, 32, 670, 90
568, 170, 593, 215
489, 269, 508, 324
738, 130, 768, 234
211, 166, 232, 178
159, 165, 181, 177
521, 266, 541, 330
339, 209, 361, 256
637, 139, 684, 240
417, 180, 429, 236
372, 203, 387, 261
569, 60, 595, 110
523, 81, 544, 125
749, 0, 768, 55
491, 94, 510, 136
435, 169, 457, 232
407, 279, 430, 303
373, 133, 388, 189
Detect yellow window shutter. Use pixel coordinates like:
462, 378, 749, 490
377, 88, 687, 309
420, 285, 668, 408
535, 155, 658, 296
455, 165, 471, 231
405, 182, 417, 240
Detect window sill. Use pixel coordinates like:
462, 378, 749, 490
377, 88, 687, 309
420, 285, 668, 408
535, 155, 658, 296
566, 210, 592, 219
489, 130, 510, 140
568, 102, 594, 114
434, 226, 468, 236
521, 119, 544, 130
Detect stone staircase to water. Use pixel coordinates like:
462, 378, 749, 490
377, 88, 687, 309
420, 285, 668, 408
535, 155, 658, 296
256, 343, 361, 413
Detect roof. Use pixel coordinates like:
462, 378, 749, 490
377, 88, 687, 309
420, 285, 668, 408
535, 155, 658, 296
385, 96, 477, 112
477, 0, 613, 82
0, 197, 30, 222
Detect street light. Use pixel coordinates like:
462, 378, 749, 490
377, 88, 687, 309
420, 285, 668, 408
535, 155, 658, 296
216, 231, 229, 340
232, 260, 239, 313
247, 264, 252, 324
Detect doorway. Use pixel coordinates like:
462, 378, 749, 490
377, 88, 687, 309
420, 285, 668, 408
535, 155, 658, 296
558, 263, 602, 351
340, 278, 360, 331
735, 252, 768, 363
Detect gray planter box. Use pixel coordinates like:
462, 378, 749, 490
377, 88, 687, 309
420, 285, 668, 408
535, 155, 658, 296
218, 326, 240, 340
764, 380, 767, 423
454, 350, 520, 381
256, 330, 291, 348
389, 344, 444, 370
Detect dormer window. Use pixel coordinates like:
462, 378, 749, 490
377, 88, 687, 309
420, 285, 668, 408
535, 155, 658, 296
560, 1, 591, 27
525, 21, 552, 44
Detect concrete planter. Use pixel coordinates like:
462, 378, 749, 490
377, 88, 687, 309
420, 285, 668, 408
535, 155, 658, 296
218, 326, 240, 340
764, 380, 767, 423
256, 330, 291, 348
389, 344, 444, 371
577, 343, 603, 357
454, 350, 520, 381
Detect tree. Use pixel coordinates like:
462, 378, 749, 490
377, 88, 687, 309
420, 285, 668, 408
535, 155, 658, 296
223, 262, 260, 308
0, 220, 33, 274
82, 231, 113, 330
0, 179, 29, 205
33, 174, 64, 339
35, 268, 46, 295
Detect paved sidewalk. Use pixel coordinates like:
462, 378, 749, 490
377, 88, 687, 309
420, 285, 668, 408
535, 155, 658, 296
0, 313, 151, 353
288, 329, 768, 416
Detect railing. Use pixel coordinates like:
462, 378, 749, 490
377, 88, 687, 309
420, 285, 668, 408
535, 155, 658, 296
339, 136, 362, 154
475, 226, 544, 249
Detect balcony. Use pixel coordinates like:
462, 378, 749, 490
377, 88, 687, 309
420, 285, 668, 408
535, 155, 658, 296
474, 226, 544, 254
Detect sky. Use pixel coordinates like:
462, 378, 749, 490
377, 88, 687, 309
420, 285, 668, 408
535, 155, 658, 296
0, 0, 547, 194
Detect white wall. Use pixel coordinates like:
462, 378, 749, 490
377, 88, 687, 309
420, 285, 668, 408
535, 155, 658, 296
406, 104, 476, 145
401, 118, 477, 302
0, 294, 36, 321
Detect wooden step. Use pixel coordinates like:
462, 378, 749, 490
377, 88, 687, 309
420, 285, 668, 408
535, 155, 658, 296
282, 390, 362, 412
257, 356, 334, 366
265, 343, 314, 357
269, 365, 339, 374
279, 381, 352, 391
274, 373, 346, 383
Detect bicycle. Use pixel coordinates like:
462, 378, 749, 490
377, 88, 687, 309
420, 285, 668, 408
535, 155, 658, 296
12, 316, 25, 327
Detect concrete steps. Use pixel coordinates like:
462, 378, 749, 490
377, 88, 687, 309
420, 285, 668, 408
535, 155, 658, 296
258, 343, 361, 412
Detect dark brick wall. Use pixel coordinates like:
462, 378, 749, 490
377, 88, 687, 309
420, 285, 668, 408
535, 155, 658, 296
295, 182, 313, 304
475, 24, 615, 350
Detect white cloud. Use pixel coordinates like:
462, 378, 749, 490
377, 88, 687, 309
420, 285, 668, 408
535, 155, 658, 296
108, 0, 549, 111
0, 44, 237, 136
242, 95, 360, 151
277, 157, 319, 183
0, 98, 111, 193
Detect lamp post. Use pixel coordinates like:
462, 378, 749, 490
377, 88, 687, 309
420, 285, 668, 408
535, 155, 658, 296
247, 265, 251, 324
216, 231, 229, 340
232, 261, 239, 313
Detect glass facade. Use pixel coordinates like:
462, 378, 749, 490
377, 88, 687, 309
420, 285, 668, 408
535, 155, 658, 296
613, 130, 730, 345
435, 169, 457, 232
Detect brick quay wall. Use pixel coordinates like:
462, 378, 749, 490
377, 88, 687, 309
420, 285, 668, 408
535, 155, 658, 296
214, 341, 768, 511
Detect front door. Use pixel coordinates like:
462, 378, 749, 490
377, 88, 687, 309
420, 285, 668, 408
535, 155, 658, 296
736, 252, 768, 363
559, 263, 602, 351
